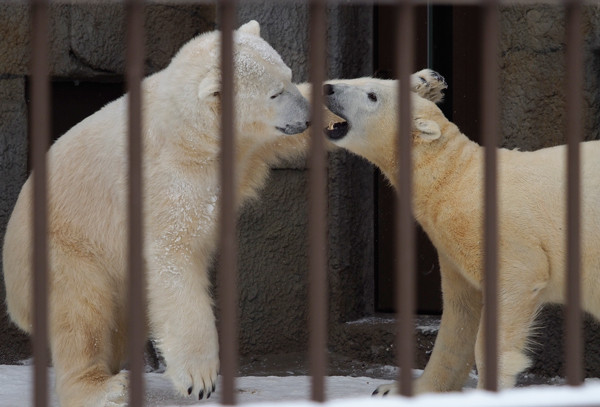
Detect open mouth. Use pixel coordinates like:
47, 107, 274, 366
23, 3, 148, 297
324, 120, 349, 140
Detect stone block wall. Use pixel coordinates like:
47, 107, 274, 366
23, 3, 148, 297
500, 5, 600, 149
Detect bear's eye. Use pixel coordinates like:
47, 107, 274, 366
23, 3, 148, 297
368, 92, 378, 102
270, 90, 283, 99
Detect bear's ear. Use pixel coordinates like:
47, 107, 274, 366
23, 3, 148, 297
413, 118, 441, 142
238, 20, 261, 37
198, 74, 221, 100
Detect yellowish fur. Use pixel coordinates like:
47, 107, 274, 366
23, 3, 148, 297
327, 85, 600, 393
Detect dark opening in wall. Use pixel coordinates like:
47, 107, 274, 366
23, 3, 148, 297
374, 5, 473, 315
26, 78, 125, 170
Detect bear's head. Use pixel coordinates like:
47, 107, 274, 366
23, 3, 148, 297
165, 21, 310, 144
322, 78, 448, 184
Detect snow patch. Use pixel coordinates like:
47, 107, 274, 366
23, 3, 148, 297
345, 316, 396, 325
415, 324, 440, 334
2, 365, 600, 407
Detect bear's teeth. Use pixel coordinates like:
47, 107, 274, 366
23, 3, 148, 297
328, 122, 335, 130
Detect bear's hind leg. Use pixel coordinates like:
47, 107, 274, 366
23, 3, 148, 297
57, 367, 129, 407
49, 258, 129, 407
475, 263, 547, 390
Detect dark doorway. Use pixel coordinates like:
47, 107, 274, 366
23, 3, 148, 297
374, 6, 483, 314
26, 78, 125, 169
49, 79, 125, 142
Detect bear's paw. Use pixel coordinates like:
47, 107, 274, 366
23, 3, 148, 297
167, 353, 220, 400
411, 69, 447, 104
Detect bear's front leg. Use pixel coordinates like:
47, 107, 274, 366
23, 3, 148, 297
373, 258, 481, 396
147, 251, 220, 400
414, 262, 481, 393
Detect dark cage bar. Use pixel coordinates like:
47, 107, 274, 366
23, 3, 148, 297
394, 0, 416, 397
565, 0, 584, 388
218, 0, 239, 404
20, 0, 588, 405
125, 0, 146, 406
308, 0, 329, 403
30, 1, 50, 407
481, 0, 500, 392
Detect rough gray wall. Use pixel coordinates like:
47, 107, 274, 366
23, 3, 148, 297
234, 3, 375, 356
500, 5, 600, 150
527, 306, 600, 378
0, 76, 30, 363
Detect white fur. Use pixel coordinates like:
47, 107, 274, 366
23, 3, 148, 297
2, 21, 310, 407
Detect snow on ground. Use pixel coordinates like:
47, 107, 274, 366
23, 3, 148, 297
0, 365, 391, 406
2, 365, 600, 407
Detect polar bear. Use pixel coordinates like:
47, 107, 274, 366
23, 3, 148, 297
322, 77, 600, 394
2, 21, 310, 406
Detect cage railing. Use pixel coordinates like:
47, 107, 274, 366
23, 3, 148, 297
26, 0, 585, 405
30, 1, 50, 407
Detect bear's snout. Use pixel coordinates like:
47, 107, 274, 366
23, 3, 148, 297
323, 84, 335, 95
277, 121, 310, 135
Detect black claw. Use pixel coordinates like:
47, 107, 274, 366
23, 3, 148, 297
383, 390, 390, 396
188, 386, 192, 396
212, 383, 216, 393
207, 391, 211, 399
372, 389, 379, 396
199, 390, 204, 400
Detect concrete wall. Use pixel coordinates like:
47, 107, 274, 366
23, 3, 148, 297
0, 76, 30, 363
500, 5, 600, 150
234, 2, 375, 356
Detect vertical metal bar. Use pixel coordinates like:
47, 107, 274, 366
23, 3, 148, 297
125, 0, 145, 406
565, 0, 583, 387
395, 0, 415, 397
218, 0, 238, 404
426, 3, 433, 68
308, 0, 328, 402
30, 1, 50, 406
481, 0, 499, 392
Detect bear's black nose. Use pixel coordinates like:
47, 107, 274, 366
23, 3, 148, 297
323, 84, 334, 96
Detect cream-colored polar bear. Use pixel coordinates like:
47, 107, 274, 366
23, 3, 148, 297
2, 21, 310, 406
323, 77, 600, 394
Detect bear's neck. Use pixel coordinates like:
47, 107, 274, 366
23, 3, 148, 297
411, 123, 483, 234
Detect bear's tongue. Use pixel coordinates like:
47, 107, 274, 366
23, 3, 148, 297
323, 121, 349, 140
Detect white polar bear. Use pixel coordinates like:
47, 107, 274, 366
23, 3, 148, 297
2, 21, 309, 407
322, 76, 600, 394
